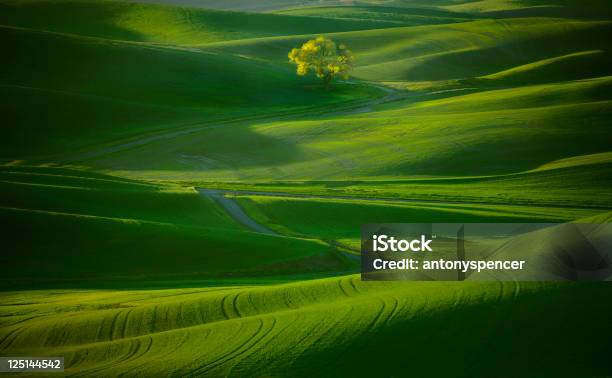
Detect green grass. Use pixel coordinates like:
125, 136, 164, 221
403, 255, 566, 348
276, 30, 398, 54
0, 25, 381, 158
78, 15, 607, 181
209, 18, 612, 82
195, 155, 612, 208
274, 5, 477, 26
479, 50, 612, 84
0, 166, 353, 288
0, 0, 404, 45
1, 277, 611, 376
78, 76, 612, 181
444, 0, 612, 14
233, 195, 601, 250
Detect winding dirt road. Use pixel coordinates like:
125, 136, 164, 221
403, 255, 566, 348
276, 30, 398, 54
197, 188, 361, 261
198, 189, 277, 235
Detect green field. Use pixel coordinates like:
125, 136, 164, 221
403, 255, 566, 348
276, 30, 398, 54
0, 166, 353, 288
1, 0, 611, 376
2, 279, 611, 376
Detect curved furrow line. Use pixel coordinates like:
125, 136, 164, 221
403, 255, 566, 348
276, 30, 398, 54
382, 295, 400, 328
187, 319, 262, 376
117, 338, 142, 365
211, 317, 280, 376
218, 290, 246, 321
0, 325, 26, 350
114, 336, 156, 375
227, 314, 302, 377
107, 310, 123, 341
232, 292, 243, 318
365, 297, 388, 334
69, 339, 141, 377
0, 314, 45, 328
120, 309, 134, 339
227, 315, 298, 377
94, 314, 105, 344
220, 293, 231, 320
348, 276, 362, 295
385, 288, 420, 327
280, 302, 357, 360
114, 336, 155, 378
337, 278, 351, 297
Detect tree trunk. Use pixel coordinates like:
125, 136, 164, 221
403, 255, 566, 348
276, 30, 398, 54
323, 73, 333, 89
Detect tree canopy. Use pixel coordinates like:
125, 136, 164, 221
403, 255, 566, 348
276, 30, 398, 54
288, 36, 355, 86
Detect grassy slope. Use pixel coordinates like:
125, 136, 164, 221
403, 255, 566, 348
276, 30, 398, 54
80, 76, 612, 180
3, 3, 610, 170
69, 16, 609, 181
209, 18, 612, 82
1, 278, 610, 376
124, 0, 612, 13
198, 153, 612, 208
233, 195, 601, 250
0, 25, 380, 158
479, 50, 612, 84
0, 166, 352, 287
0, 0, 403, 45
274, 5, 477, 26
127, 0, 504, 11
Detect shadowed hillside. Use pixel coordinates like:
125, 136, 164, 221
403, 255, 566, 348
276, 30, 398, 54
0, 25, 380, 158
0, 0, 402, 44
0, 166, 353, 288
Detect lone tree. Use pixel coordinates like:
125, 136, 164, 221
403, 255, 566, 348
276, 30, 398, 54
288, 36, 355, 86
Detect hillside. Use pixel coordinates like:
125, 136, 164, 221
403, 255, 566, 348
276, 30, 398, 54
0, 166, 353, 288
0, 0, 402, 44
0, 25, 380, 158
73, 76, 612, 179
210, 18, 612, 82
1, 278, 610, 376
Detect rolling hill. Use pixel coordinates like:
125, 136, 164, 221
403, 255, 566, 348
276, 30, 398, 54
1, 277, 610, 376
0, 0, 403, 44
209, 17, 612, 82
0, 24, 381, 159
0, 166, 353, 288
72, 76, 612, 180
